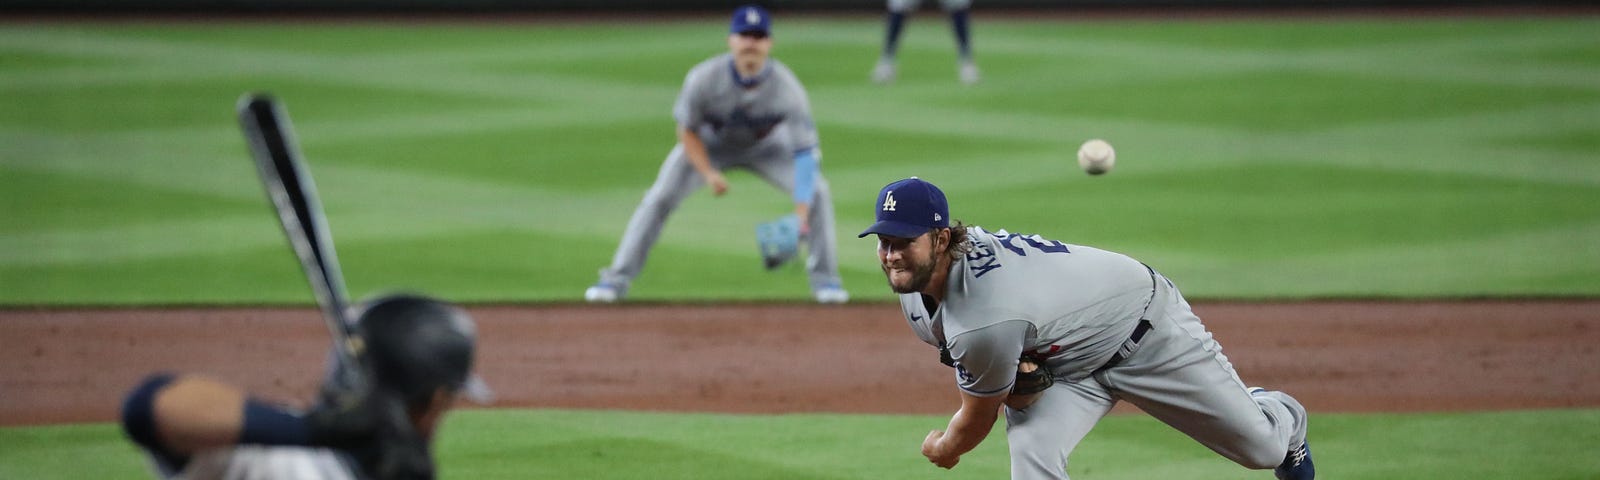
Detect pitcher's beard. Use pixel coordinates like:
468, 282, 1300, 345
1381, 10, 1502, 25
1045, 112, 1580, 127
883, 250, 938, 294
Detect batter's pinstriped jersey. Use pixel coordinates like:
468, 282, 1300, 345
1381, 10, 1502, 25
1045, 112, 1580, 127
673, 53, 817, 153
898, 226, 1158, 396
155, 446, 361, 480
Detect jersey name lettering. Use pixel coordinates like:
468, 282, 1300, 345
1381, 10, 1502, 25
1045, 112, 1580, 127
966, 237, 1001, 278
996, 232, 1071, 256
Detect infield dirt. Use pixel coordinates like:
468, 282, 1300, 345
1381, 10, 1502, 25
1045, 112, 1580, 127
3, 300, 1598, 425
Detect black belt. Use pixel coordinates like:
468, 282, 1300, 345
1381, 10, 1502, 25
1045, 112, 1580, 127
1098, 319, 1153, 372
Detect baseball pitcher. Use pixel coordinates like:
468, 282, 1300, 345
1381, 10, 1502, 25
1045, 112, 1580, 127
859, 177, 1314, 480
585, 4, 847, 304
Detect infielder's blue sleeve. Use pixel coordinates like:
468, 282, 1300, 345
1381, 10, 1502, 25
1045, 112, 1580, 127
791, 148, 818, 206
671, 68, 703, 130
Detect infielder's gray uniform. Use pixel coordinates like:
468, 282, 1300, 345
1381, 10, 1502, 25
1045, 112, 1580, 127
598, 53, 842, 291
899, 226, 1308, 479
142, 446, 361, 480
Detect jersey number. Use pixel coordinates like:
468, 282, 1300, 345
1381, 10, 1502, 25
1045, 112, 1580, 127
996, 233, 1071, 256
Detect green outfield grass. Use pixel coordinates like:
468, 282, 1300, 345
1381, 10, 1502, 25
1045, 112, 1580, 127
4, 408, 1599, 479
4, 16, 1598, 480
1, 16, 1597, 305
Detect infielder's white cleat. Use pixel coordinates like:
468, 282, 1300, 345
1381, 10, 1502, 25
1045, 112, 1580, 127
871, 59, 896, 84
584, 283, 621, 303
958, 61, 981, 85
813, 285, 850, 304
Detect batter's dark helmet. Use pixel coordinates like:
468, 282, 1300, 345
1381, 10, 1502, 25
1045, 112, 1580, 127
355, 294, 480, 409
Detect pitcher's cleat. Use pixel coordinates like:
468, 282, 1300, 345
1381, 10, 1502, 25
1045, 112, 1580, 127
1275, 441, 1314, 480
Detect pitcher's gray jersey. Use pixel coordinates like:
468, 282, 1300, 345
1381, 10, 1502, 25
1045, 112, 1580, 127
896, 225, 1310, 480
149, 446, 360, 480
898, 226, 1155, 395
674, 53, 817, 153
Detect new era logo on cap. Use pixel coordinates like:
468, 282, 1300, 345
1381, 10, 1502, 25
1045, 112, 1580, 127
730, 5, 771, 35
859, 177, 950, 238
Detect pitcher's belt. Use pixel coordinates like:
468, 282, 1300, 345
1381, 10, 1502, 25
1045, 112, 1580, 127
1097, 318, 1153, 372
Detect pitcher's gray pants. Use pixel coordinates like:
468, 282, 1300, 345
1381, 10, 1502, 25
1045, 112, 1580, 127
1004, 274, 1308, 479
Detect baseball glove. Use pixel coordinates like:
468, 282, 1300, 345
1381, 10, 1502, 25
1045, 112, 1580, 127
756, 213, 801, 270
1005, 359, 1053, 411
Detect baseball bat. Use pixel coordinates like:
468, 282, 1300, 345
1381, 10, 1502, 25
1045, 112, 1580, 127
237, 92, 366, 379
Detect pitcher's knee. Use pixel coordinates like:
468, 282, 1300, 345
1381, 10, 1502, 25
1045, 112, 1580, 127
1228, 440, 1287, 470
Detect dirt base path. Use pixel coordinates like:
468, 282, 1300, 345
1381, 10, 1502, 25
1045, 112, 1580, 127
3, 300, 1597, 426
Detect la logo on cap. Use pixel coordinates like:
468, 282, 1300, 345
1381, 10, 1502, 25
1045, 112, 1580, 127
746, 9, 761, 25
883, 191, 897, 211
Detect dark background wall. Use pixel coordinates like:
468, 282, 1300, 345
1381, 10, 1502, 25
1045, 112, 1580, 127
5, 0, 1595, 15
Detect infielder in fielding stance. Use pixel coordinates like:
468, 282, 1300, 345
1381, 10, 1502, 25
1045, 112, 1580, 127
586, 4, 848, 304
859, 177, 1314, 480
120, 294, 489, 479
872, 0, 980, 85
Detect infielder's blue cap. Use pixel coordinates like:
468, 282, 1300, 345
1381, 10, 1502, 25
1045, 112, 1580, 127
859, 177, 949, 238
730, 4, 771, 35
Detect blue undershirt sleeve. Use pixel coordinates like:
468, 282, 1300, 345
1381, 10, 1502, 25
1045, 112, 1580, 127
792, 148, 818, 206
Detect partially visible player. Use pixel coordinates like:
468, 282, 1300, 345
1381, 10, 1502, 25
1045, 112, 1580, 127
119, 294, 490, 480
585, 4, 848, 304
859, 177, 1314, 480
872, 0, 980, 85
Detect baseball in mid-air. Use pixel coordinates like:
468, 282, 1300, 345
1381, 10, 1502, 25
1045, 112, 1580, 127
1077, 139, 1115, 176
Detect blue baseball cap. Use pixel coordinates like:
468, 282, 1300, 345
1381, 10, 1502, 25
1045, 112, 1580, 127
859, 177, 950, 238
730, 5, 771, 36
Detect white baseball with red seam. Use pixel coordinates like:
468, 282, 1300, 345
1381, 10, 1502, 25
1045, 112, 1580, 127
1077, 139, 1115, 176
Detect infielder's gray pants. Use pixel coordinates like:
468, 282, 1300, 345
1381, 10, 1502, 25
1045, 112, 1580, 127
599, 143, 842, 291
1004, 276, 1308, 479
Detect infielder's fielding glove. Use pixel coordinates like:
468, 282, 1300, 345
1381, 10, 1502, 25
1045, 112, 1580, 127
756, 213, 801, 270
1005, 359, 1054, 411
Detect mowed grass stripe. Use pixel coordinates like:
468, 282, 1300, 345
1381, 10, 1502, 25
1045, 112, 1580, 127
1, 18, 1595, 301
9, 22, 1587, 174
1147, 222, 1600, 298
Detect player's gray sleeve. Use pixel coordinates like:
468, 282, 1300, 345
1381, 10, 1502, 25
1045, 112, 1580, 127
774, 65, 818, 151
671, 63, 710, 130
947, 320, 1030, 397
